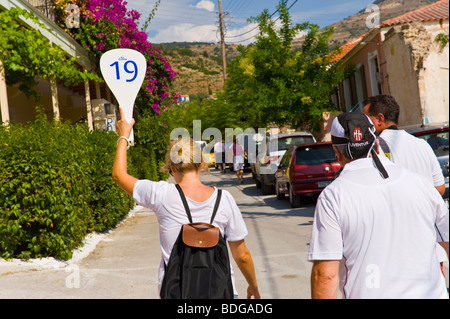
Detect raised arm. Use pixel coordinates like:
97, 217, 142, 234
112, 107, 138, 197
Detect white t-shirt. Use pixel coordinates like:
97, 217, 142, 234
214, 142, 225, 154
308, 157, 449, 299
379, 129, 444, 187
133, 180, 248, 294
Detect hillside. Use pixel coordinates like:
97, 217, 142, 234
156, 42, 241, 96
303, 0, 438, 48
158, 0, 439, 95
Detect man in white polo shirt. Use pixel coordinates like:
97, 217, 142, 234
362, 94, 445, 195
308, 112, 449, 299
363, 94, 447, 272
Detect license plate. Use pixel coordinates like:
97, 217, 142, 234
318, 181, 331, 188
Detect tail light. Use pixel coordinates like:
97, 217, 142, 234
265, 155, 280, 165
291, 171, 306, 180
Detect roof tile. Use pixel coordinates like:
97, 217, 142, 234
381, 0, 449, 27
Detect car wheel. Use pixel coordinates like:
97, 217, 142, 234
261, 180, 273, 195
275, 181, 285, 200
289, 185, 301, 208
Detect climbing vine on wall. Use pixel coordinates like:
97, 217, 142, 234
435, 33, 449, 50
0, 8, 99, 100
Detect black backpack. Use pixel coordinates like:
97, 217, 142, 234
159, 184, 234, 299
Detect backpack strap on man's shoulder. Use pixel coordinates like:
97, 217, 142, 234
175, 184, 193, 223
210, 189, 222, 224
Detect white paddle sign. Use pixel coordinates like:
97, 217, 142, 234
100, 48, 146, 142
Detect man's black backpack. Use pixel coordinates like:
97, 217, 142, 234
160, 184, 234, 299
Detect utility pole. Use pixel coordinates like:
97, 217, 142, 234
218, 0, 227, 82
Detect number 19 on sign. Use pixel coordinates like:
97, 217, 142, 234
109, 60, 138, 82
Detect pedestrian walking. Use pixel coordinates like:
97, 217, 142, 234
363, 94, 445, 195
214, 138, 225, 173
233, 136, 245, 184
308, 112, 449, 299
112, 108, 260, 299
363, 94, 448, 269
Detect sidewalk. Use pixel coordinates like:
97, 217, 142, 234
0, 206, 162, 298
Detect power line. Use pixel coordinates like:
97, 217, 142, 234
224, 7, 277, 39
224, 0, 299, 42
226, 33, 258, 45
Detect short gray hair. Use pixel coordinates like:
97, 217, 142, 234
333, 144, 351, 159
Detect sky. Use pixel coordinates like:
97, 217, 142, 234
126, 0, 377, 44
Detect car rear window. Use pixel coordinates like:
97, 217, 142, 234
295, 145, 337, 165
269, 136, 315, 152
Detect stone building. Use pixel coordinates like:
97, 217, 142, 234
332, 0, 449, 127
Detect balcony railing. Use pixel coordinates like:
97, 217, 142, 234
23, 0, 55, 21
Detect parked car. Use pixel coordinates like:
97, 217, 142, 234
274, 142, 340, 208
193, 140, 216, 167
403, 123, 449, 206
252, 132, 316, 195
203, 148, 215, 167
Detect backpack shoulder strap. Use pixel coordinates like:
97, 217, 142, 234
210, 189, 222, 224
175, 184, 193, 223
176, 184, 222, 224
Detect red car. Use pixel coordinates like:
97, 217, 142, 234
274, 142, 341, 208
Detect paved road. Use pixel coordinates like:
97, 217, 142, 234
205, 169, 316, 299
0, 168, 448, 298
211, 169, 316, 299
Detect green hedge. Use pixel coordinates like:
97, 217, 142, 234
0, 110, 135, 260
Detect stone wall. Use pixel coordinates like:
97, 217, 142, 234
383, 22, 449, 125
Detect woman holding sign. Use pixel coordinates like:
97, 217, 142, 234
112, 108, 260, 299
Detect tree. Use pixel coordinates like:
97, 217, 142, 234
165, 92, 240, 138
225, 1, 343, 131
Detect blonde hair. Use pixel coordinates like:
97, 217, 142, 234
162, 137, 209, 175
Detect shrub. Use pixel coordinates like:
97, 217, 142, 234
131, 110, 170, 182
0, 109, 134, 260
86, 129, 135, 232
129, 145, 158, 181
